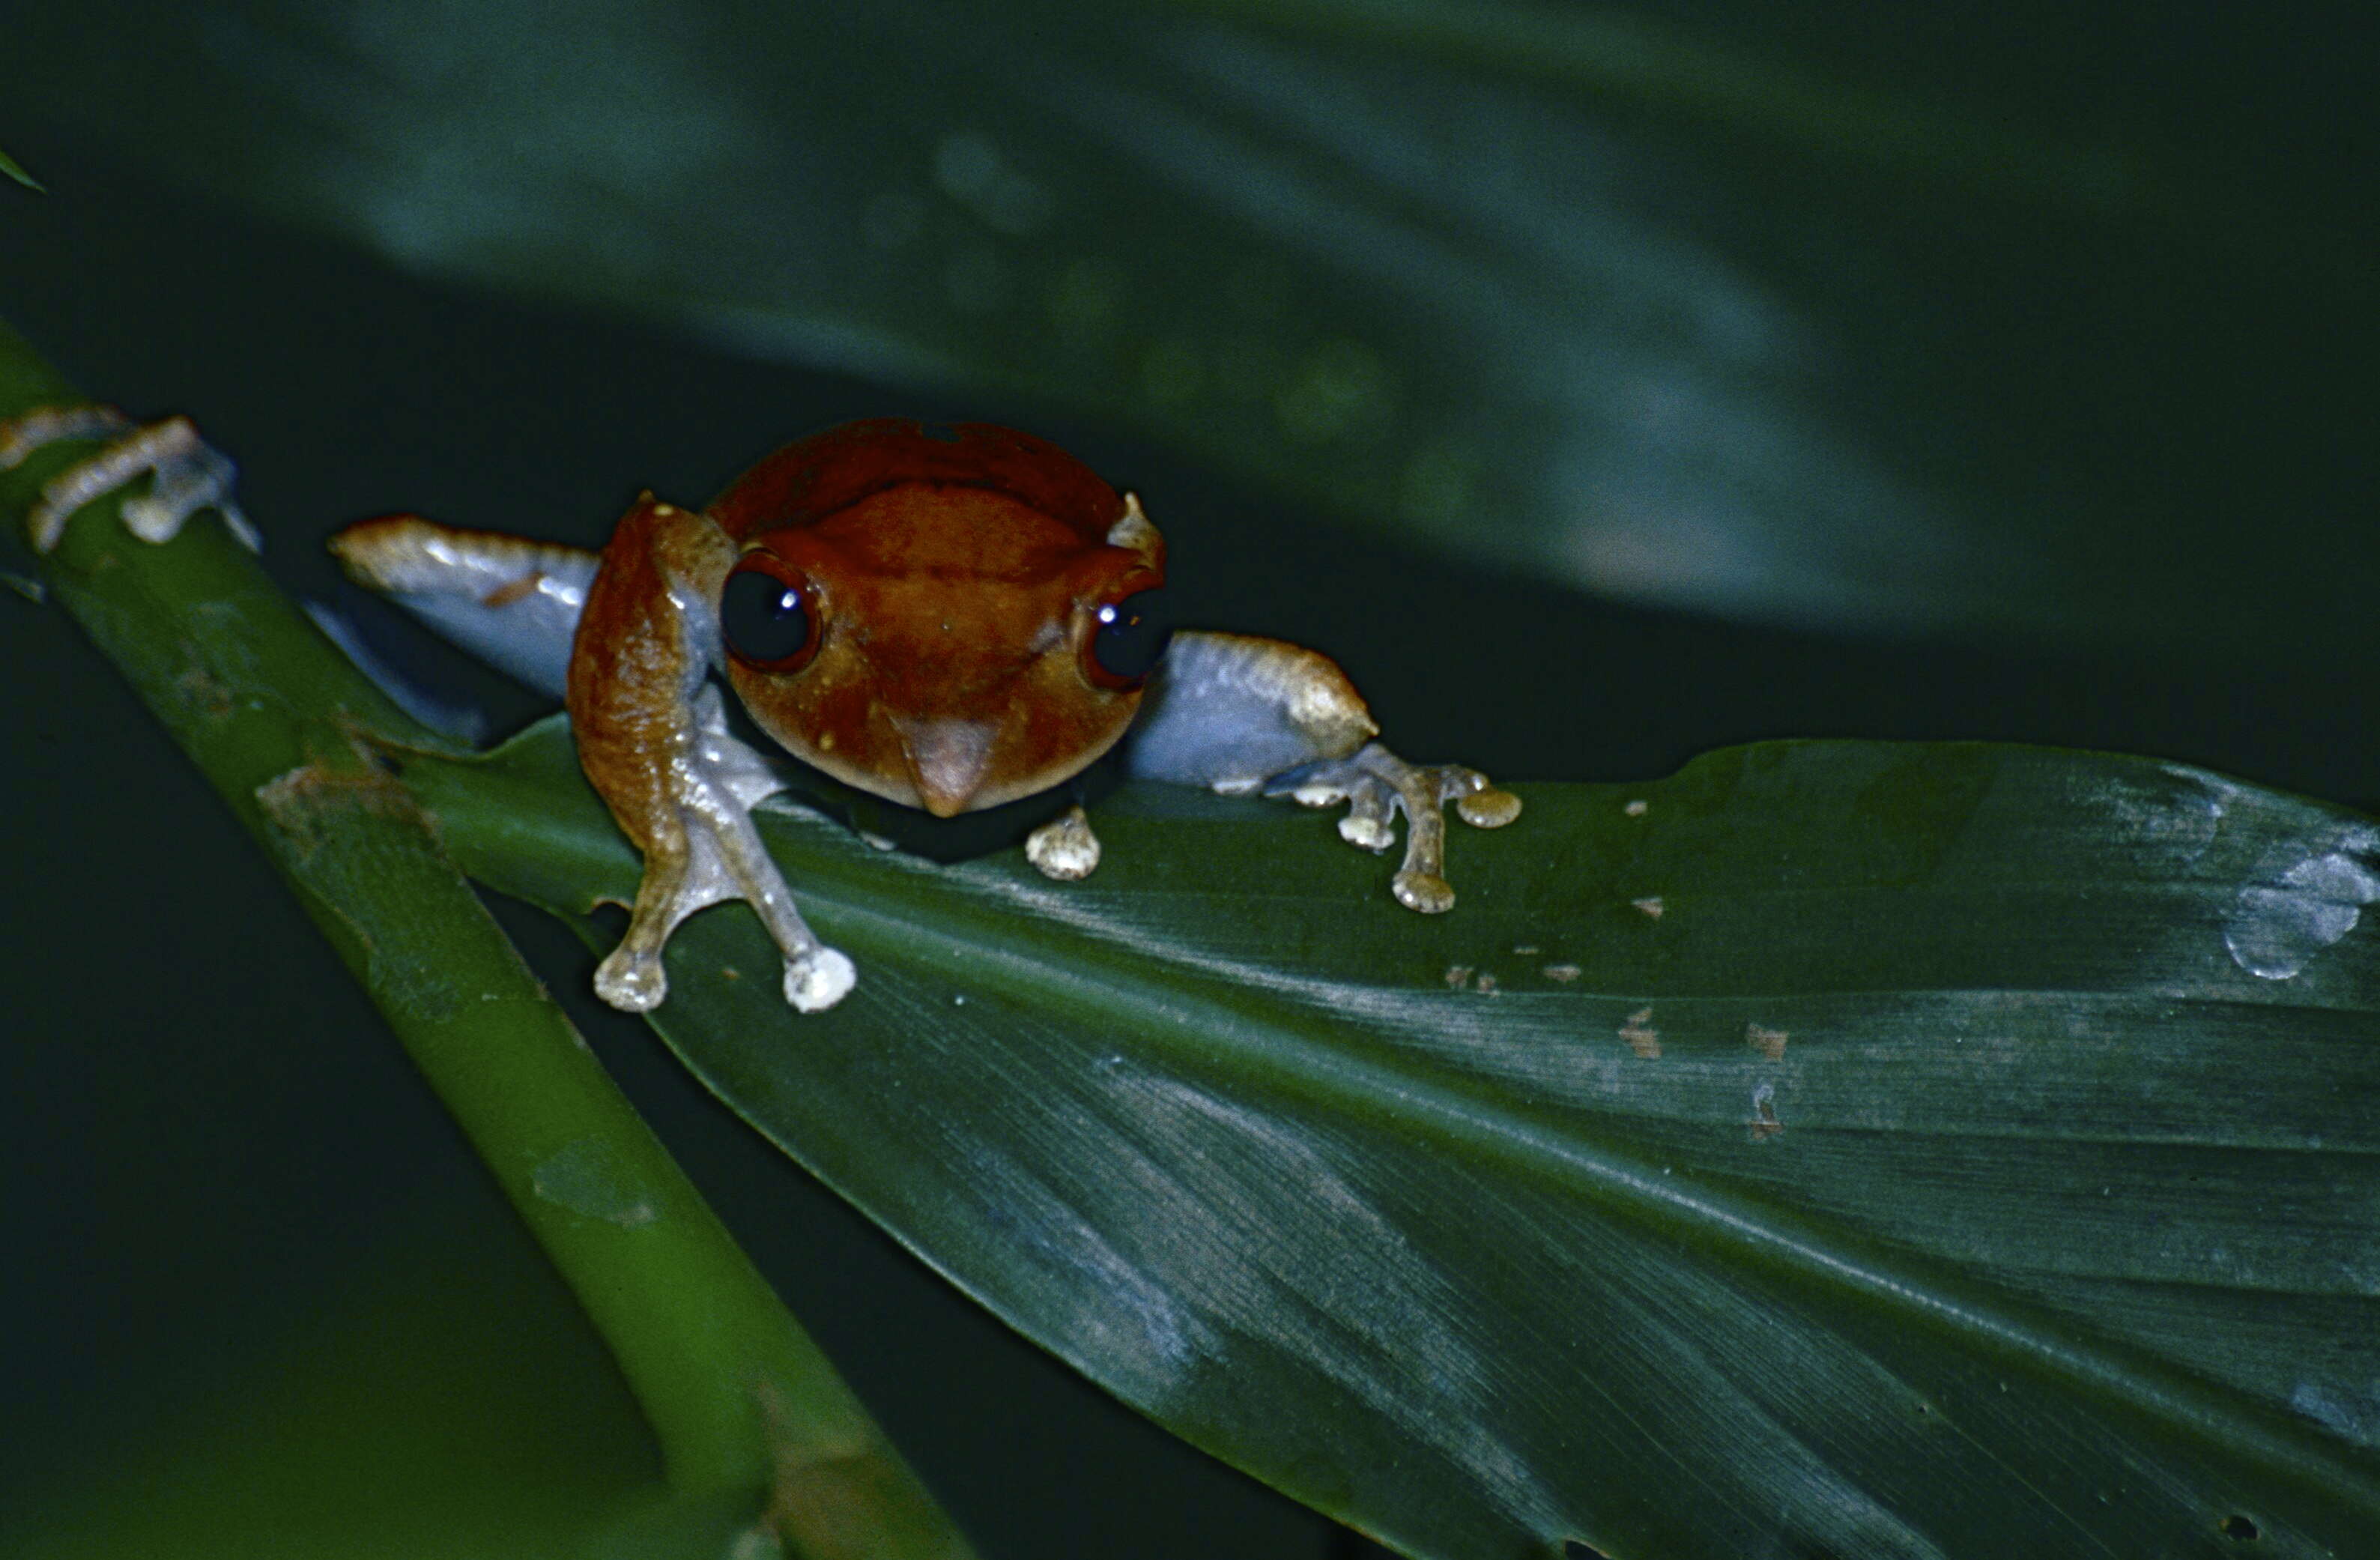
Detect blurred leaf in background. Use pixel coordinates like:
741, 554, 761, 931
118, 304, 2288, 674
0, 146, 41, 190
7, 0, 2372, 668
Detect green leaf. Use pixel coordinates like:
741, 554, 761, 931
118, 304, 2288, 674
411, 718, 2380, 1559
0, 147, 41, 191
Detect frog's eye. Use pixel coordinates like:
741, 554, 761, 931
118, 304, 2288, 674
722, 557, 820, 672
1085, 586, 1171, 690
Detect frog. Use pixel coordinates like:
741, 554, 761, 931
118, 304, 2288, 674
5, 410, 1521, 1015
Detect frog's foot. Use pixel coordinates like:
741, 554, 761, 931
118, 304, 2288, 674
0, 405, 257, 554
1025, 804, 1101, 880
596, 933, 856, 1016
1271, 740, 1521, 913
592, 686, 856, 1015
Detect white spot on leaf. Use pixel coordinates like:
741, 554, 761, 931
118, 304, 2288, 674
2224, 825, 2380, 979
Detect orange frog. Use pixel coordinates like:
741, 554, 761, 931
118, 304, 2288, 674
7, 412, 1520, 1015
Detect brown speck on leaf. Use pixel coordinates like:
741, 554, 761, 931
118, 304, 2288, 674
1513, 943, 1541, 956
254, 755, 423, 860
1444, 964, 1474, 991
721, 966, 742, 982
251, 756, 463, 1023
1624, 799, 1649, 817
1474, 973, 1499, 996
1620, 1006, 1661, 1059
1745, 1022, 1788, 1059
1632, 896, 1665, 919
1543, 963, 1581, 983
175, 663, 235, 724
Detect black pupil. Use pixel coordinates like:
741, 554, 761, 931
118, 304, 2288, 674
1092, 589, 1170, 683
722, 567, 811, 664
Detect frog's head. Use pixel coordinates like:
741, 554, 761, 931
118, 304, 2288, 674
712, 420, 1167, 817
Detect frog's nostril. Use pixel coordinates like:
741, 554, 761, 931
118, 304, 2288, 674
891, 715, 998, 817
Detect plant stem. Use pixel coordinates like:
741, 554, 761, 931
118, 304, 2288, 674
0, 318, 975, 1560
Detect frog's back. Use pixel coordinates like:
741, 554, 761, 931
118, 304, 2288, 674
708, 419, 1124, 545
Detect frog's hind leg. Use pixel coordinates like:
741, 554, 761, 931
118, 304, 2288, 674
1, 405, 255, 553
330, 515, 599, 697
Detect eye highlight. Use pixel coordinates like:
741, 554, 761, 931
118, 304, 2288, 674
1086, 586, 1171, 689
721, 558, 820, 671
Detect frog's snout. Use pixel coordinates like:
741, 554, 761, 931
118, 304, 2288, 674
890, 713, 999, 817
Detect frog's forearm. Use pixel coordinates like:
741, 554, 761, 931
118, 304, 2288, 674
1126, 629, 1521, 911
1123, 629, 1378, 790
568, 497, 854, 1013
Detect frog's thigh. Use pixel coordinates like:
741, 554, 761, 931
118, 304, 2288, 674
1124, 629, 1519, 912
330, 516, 599, 697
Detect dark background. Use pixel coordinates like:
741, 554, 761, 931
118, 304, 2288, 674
2, 5, 2373, 1554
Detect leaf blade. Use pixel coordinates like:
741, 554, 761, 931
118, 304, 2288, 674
416, 724, 2380, 1556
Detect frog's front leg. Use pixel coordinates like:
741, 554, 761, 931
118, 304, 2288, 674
567, 495, 855, 1014
1124, 630, 1520, 910
1, 405, 258, 552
